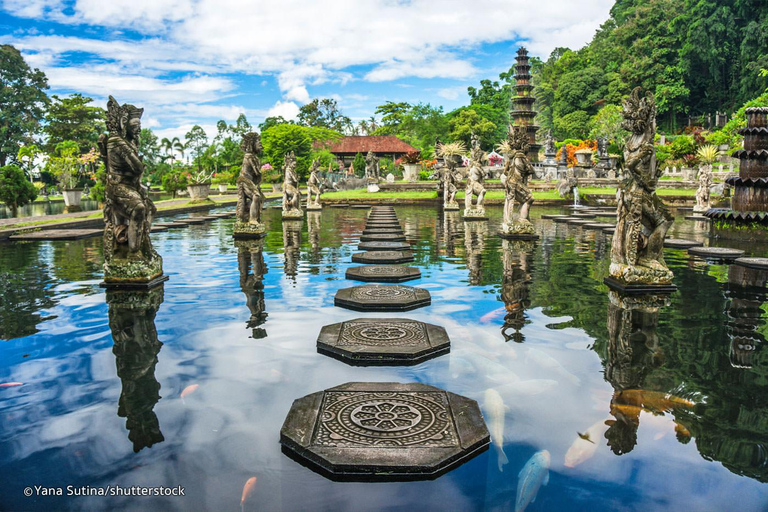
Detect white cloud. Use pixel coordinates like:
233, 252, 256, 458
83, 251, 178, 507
266, 101, 300, 121
437, 86, 468, 101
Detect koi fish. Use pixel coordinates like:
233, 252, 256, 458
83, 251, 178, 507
564, 419, 609, 468
516, 450, 551, 512
180, 384, 199, 402
615, 389, 695, 412
240, 476, 257, 512
480, 307, 506, 323
484, 389, 509, 472
0, 382, 23, 388
674, 421, 691, 441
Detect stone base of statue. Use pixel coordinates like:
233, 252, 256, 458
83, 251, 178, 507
443, 201, 460, 211
605, 262, 676, 295
462, 207, 488, 221
604, 276, 677, 295
306, 202, 322, 211
282, 208, 303, 219
233, 221, 267, 239
101, 255, 168, 290
499, 219, 539, 240
367, 183, 380, 193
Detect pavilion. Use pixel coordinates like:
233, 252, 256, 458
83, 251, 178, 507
325, 136, 418, 165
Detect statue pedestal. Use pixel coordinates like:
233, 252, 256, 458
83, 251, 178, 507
603, 276, 677, 295
443, 202, 460, 211
462, 208, 488, 221
101, 274, 168, 290
233, 221, 267, 239
306, 203, 322, 211
367, 183, 380, 193
499, 221, 538, 240
282, 208, 303, 220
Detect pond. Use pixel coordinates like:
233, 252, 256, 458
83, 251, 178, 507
1, 205, 767, 511
0, 199, 102, 219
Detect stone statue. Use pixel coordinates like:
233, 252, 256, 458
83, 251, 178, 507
463, 134, 487, 219
306, 160, 322, 210
464, 221, 487, 285
500, 127, 536, 238
365, 150, 379, 181
107, 286, 165, 452
609, 88, 674, 287
558, 144, 568, 167
99, 96, 165, 288
442, 158, 461, 211
543, 130, 557, 164
281, 152, 303, 219
236, 239, 268, 339
597, 136, 608, 158
234, 132, 266, 238
693, 165, 713, 213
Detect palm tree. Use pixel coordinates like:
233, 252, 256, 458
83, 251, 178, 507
172, 138, 186, 165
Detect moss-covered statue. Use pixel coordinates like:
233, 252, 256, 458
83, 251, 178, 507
99, 96, 165, 288
306, 159, 322, 210
463, 133, 487, 219
234, 132, 266, 238
442, 157, 460, 210
500, 126, 536, 238
609, 88, 674, 288
281, 151, 302, 219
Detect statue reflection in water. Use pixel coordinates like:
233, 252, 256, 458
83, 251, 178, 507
282, 220, 302, 279
307, 211, 322, 265
499, 239, 534, 343
107, 286, 165, 452
726, 264, 768, 368
463, 221, 487, 285
437, 210, 461, 258
236, 239, 268, 339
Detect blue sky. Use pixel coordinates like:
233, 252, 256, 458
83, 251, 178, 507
1, 0, 613, 141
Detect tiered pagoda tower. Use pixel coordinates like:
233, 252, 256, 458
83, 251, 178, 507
511, 47, 541, 162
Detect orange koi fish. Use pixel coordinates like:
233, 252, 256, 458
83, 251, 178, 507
241, 476, 257, 512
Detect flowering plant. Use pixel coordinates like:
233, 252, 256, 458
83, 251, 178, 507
185, 169, 214, 185
260, 163, 273, 171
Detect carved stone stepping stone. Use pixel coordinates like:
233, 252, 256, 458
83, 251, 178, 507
664, 238, 704, 249
351, 205, 372, 209
685, 215, 710, 221
280, 382, 489, 480
553, 217, 578, 223
688, 246, 745, 261
595, 211, 617, 218
335, 284, 430, 311
183, 217, 206, 225
603, 227, 615, 235
150, 225, 169, 233
583, 223, 615, 230
358, 241, 411, 251
363, 229, 404, 236
346, 265, 421, 283
540, 214, 568, 219
9, 228, 104, 241
352, 251, 414, 264
155, 222, 180, 227
317, 318, 449, 365
566, 219, 592, 225
170, 220, 191, 226
735, 257, 768, 270
360, 233, 406, 242
572, 213, 597, 219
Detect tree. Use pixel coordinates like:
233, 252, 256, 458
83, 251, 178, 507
184, 125, 209, 172
261, 124, 313, 179
0, 164, 37, 217
161, 169, 188, 199
138, 128, 160, 169
44, 93, 105, 153
0, 45, 49, 167
17, 144, 41, 179
554, 111, 592, 140
448, 108, 497, 147
352, 152, 366, 177
259, 116, 289, 131
374, 102, 411, 134
589, 104, 629, 144
230, 114, 252, 139
297, 98, 352, 133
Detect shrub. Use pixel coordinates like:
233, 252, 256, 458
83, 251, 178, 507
655, 144, 673, 168
89, 164, 106, 204
670, 135, 696, 159
161, 169, 188, 198
0, 164, 38, 217
402, 150, 421, 164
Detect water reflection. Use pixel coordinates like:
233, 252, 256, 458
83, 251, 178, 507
463, 221, 487, 285
307, 211, 322, 261
236, 239, 268, 339
499, 239, 534, 343
282, 220, 302, 279
107, 286, 165, 453
437, 210, 460, 258
726, 265, 768, 368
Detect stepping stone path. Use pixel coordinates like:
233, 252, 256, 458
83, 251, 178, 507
685, 215, 710, 221
735, 257, 768, 270
664, 238, 704, 249
583, 223, 615, 230
688, 246, 745, 261
280, 382, 489, 480
567, 219, 593, 225
553, 217, 579, 223
283, 205, 488, 480
572, 213, 597, 219
540, 214, 569, 220
10, 228, 104, 241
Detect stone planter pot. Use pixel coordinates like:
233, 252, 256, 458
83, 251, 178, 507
575, 150, 593, 166
186, 183, 211, 200
218, 184, 228, 193
402, 164, 420, 182
62, 188, 83, 207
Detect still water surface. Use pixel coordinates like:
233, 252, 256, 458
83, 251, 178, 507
1, 206, 767, 511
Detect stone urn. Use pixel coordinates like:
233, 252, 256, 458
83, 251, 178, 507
574, 149, 593, 167
217, 184, 228, 193
402, 164, 419, 182
186, 183, 211, 200
62, 188, 83, 207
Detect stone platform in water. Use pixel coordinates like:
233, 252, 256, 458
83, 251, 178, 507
351, 205, 372, 209
595, 212, 618, 218
498, 232, 539, 241
603, 276, 677, 295
150, 226, 169, 233
685, 215, 710, 221
583, 223, 615, 230
352, 251, 414, 264
360, 233, 406, 242
572, 213, 597, 219
363, 227, 404, 234
10, 228, 104, 241
567, 219, 592, 225
358, 241, 411, 251
603, 227, 615, 235
664, 238, 704, 249
688, 246, 745, 261
335, 284, 430, 311
346, 265, 421, 283
735, 257, 768, 270
540, 214, 568, 220
317, 318, 450, 366
182, 217, 206, 225
280, 382, 489, 481
553, 217, 578, 223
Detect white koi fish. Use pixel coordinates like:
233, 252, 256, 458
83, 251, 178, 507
516, 450, 551, 512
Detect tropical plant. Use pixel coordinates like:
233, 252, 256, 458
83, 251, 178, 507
402, 150, 421, 164
161, 169, 188, 198
45, 141, 83, 189
696, 145, 721, 165
186, 169, 213, 185
0, 164, 37, 217
436, 141, 467, 157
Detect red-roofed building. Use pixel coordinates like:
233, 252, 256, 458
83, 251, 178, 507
324, 136, 417, 164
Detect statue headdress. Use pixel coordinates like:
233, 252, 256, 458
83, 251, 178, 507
622, 87, 656, 136
241, 132, 262, 153
105, 95, 143, 138
509, 125, 530, 153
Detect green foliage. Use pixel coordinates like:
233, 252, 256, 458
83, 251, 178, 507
45, 141, 82, 189
706, 90, 768, 150
259, 116, 289, 131
373, 102, 451, 152
138, 128, 161, 169
0, 164, 37, 216
297, 98, 351, 133
44, 93, 105, 153
589, 104, 629, 143
213, 169, 235, 185
352, 152, 366, 177
184, 125, 209, 172
0, 45, 49, 167
161, 169, 188, 198
554, 111, 592, 140
89, 164, 106, 204
656, 144, 673, 168
310, 149, 337, 171
448, 108, 497, 147
261, 123, 313, 179
670, 135, 696, 159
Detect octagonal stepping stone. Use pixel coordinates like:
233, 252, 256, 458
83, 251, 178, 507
735, 257, 768, 270
183, 217, 206, 225
335, 284, 430, 311
688, 246, 745, 261
664, 238, 704, 249
553, 217, 578, 223
583, 223, 615, 230
329, 204, 350, 208
358, 241, 411, 251
360, 233, 407, 242
280, 382, 489, 481
346, 265, 421, 283
317, 318, 449, 366
595, 211, 617, 217
685, 215, 710, 221
566, 219, 592, 225
572, 213, 597, 219
352, 251, 414, 264
540, 214, 568, 220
